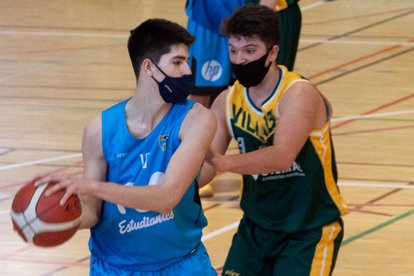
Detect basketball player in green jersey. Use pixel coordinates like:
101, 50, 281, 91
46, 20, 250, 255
188, 0, 301, 197
200, 4, 347, 276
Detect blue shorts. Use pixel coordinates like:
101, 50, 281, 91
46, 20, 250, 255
90, 243, 216, 276
187, 18, 232, 96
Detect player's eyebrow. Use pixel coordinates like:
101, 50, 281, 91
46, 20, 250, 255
228, 43, 259, 49
171, 55, 187, 60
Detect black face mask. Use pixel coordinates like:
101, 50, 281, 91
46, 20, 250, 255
151, 62, 193, 103
231, 52, 271, 87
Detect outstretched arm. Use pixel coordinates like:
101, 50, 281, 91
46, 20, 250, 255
36, 104, 216, 214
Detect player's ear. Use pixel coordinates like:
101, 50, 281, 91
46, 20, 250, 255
268, 45, 279, 63
142, 58, 154, 77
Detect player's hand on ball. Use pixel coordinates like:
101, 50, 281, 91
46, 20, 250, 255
10, 179, 82, 247
34, 172, 97, 206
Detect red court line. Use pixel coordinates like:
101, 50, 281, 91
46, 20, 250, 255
348, 203, 414, 207
333, 124, 414, 136
308, 44, 401, 80
0, 245, 32, 260
304, 7, 414, 26
346, 208, 393, 217
308, 36, 414, 81
332, 92, 414, 129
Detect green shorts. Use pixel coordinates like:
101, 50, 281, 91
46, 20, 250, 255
222, 216, 343, 276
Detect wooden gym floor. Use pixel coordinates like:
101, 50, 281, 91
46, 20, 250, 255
0, 0, 413, 275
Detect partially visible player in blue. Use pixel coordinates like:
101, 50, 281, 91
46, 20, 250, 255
185, 0, 301, 107
35, 18, 217, 275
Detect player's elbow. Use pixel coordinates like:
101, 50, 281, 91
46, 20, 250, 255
78, 197, 101, 229
156, 204, 175, 214
199, 163, 216, 186
80, 218, 97, 229
279, 158, 295, 171
269, 152, 297, 172
156, 198, 177, 214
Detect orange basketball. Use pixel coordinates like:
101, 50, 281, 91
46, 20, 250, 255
10, 180, 82, 247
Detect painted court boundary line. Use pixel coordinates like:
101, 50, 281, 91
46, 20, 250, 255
0, 1, 325, 39
200, 181, 414, 242
1, 106, 412, 172
202, 208, 414, 244
0, 153, 81, 171
342, 209, 414, 245
332, 109, 414, 122
202, 221, 240, 241
340, 181, 414, 189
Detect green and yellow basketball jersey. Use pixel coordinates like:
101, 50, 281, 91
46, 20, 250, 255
226, 65, 347, 232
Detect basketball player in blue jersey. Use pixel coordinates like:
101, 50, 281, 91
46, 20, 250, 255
35, 19, 217, 275
200, 4, 347, 276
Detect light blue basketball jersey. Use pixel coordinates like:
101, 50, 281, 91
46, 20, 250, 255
186, 0, 245, 33
186, 0, 245, 89
89, 99, 208, 271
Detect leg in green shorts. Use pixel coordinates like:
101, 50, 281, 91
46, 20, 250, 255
222, 217, 344, 276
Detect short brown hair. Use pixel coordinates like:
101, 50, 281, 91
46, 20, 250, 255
221, 4, 279, 48
128, 19, 194, 79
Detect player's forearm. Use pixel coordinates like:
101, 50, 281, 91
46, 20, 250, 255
90, 181, 176, 214
259, 0, 278, 9
216, 146, 294, 175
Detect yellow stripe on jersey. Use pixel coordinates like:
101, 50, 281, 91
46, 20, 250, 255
310, 124, 348, 216
275, 0, 288, 11
310, 220, 342, 276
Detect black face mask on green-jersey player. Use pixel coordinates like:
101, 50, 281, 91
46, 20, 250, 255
231, 50, 271, 88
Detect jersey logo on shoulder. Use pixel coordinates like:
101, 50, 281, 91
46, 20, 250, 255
158, 134, 169, 151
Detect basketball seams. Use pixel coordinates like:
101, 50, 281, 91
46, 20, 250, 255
25, 182, 48, 225
10, 183, 48, 243
31, 217, 81, 232
10, 181, 82, 247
